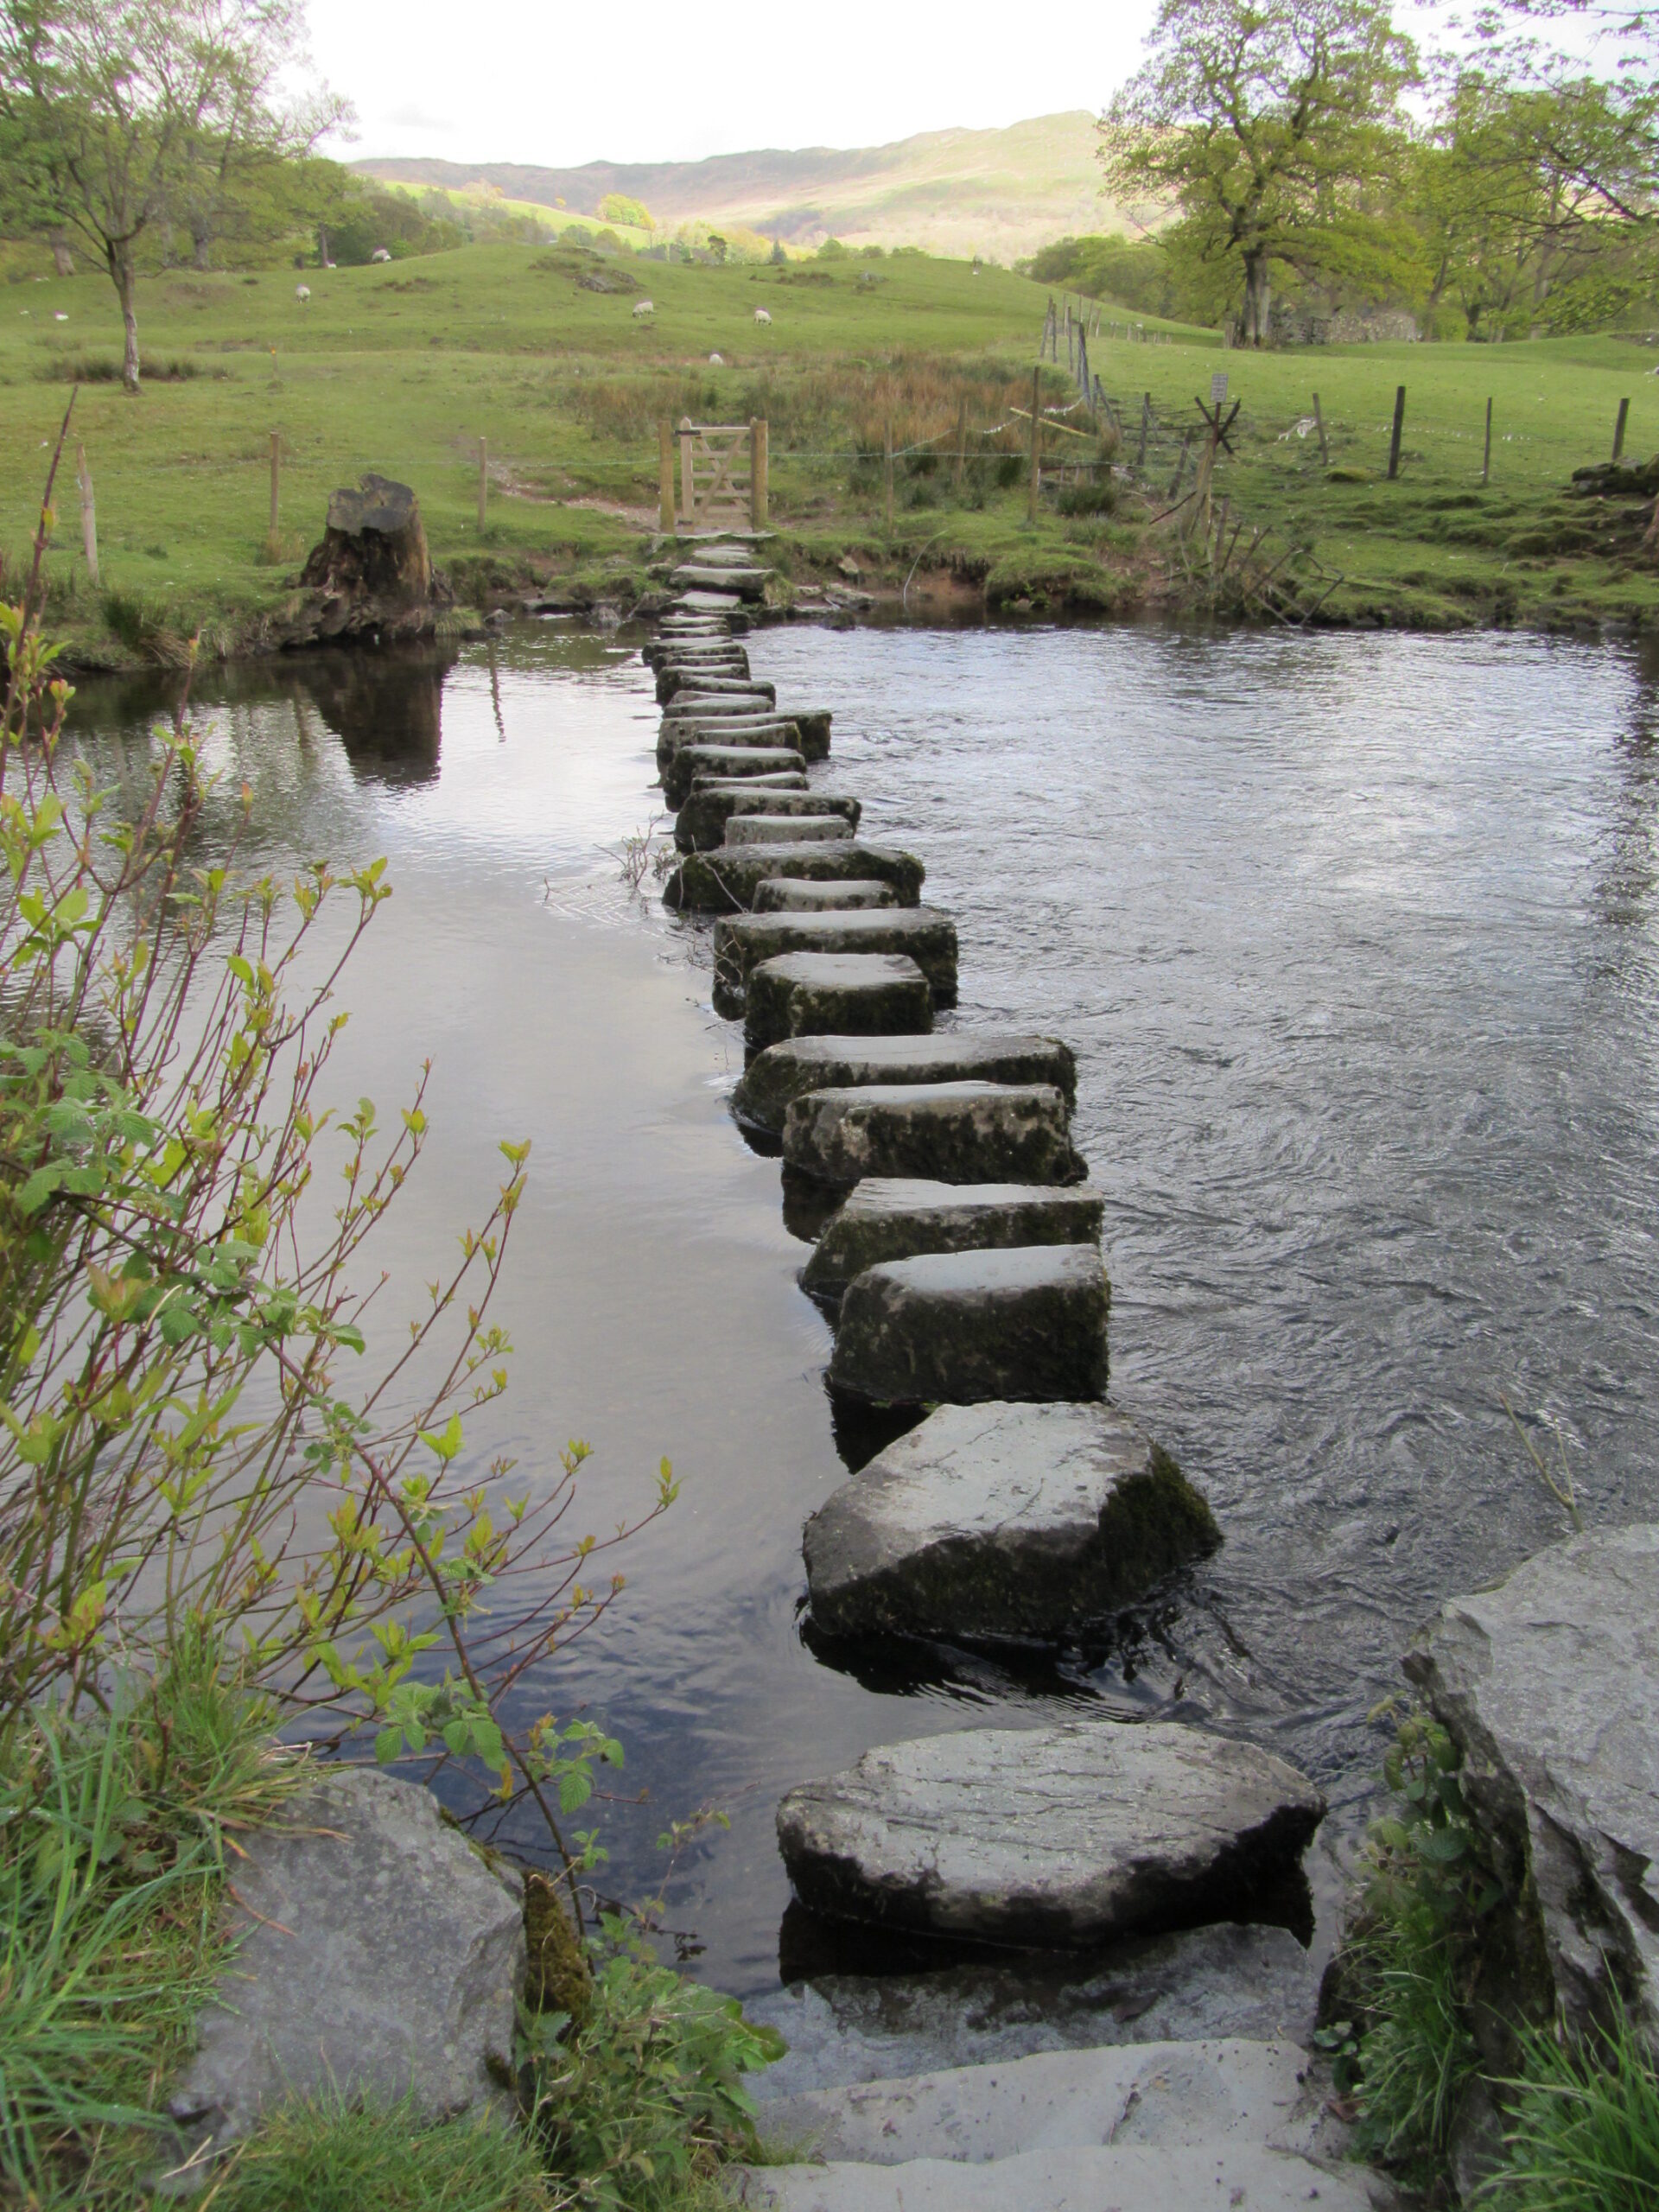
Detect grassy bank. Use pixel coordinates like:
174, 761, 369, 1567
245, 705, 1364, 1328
3, 239, 1659, 659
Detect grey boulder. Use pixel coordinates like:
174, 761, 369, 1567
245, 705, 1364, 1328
1403, 1522, 1659, 2037
776, 1720, 1325, 1948
747, 953, 933, 1050
828, 1244, 1109, 1408
803, 1179, 1103, 1305
733, 1033, 1077, 1137
782, 1082, 1086, 1188
167, 1768, 522, 2161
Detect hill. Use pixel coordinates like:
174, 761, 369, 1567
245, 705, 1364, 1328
353, 111, 1128, 262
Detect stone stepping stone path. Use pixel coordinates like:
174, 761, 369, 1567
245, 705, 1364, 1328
627, 541, 1345, 2172
747, 953, 933, 1051
801, 1178, 1104, 1306
828, 1243, 1110, 1408
803, 1399, 1217, 1639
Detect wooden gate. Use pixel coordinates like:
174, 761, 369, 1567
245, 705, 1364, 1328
659, 417, 768, 531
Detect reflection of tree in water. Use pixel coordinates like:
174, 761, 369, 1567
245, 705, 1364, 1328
1594, 635, 1659, 932
286, 642, 457, 787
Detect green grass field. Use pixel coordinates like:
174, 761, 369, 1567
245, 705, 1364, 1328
3, 237, 1657, 661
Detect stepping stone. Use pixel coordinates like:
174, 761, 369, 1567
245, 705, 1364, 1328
661, 709, 830, 761
724, 814, 855, 848
747, 954, 934, 1051
804, 1400, 1217, 1639
663, 746, 806, 808
775, 1719, 1326, 1948
782, 1082, 1085, 1187
657, 671, 774, 704
753, 878, 896, 913
715, 908, 958, 1007
802, 1179, 1103, 1305
671, 563, 769, 599
732, 2143, 1374, 2212
664, 842, 924, 912
658, 721, 804, 774
676, 785, 856, 852
734, 1033, 1077, 1137
829, 1244, 1109, 1408
646, 644, 747, 671
676, 587, 746, 613
662, 693, 796, 720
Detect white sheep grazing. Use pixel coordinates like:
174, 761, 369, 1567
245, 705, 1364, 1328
709, 352, 724, 365
371, 247, 391, 264
632, 297, 654, 317
753, 306, 772, 324
295, 283, 311, 302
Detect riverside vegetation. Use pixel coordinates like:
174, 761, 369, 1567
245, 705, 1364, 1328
0, 426, 780, 2209
6, 242, 1659, 660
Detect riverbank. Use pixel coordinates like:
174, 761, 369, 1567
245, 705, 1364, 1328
7, 241, 1659, 666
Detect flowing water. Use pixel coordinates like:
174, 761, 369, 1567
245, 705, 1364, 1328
70, 618, 1659, 2034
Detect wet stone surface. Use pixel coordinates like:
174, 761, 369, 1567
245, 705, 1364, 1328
713, 908, 959, 1007
663, 746, 806, 808
676, 785, 855, 852
725, 815, 856, 848
753, 879, 899, 913
733, 1034, 1078, 1137
802, 1179, 1103, 1305
664, 842, 925, 912
781, 1082, 1086, 1187
747, 953, 935, 1051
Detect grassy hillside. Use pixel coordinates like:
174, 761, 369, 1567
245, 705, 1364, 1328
3, 239, 1658, 663
357, 111, 1131, 263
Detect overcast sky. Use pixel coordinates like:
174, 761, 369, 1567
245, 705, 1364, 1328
303, 0, 1164, 168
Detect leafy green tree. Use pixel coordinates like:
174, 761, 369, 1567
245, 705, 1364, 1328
1103, 0, 1420, 342
0, 0, 346, 391
598, 191, 654, 231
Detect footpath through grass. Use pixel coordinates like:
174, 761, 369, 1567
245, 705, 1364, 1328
3, 239, 1659, 657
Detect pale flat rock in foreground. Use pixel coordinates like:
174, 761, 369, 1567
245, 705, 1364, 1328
776, 1720, 1325, 1948
1403, 1522, 1659, 2035
804, 1400, 1217, 1639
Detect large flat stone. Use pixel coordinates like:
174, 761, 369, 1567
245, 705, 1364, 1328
725, 814, 855, 848
657, 670, 772, 704
1403, 1522, 1659, 2037
645, 642, 748, 671
677, 785, 858, 852
734, 1034, 1078, 1137
804, 1400, 1217, 1639
728, 2144, 1375, 2212
782, 1082, 1085, 1188
753, 879, 898, 913
661, 710, 829, 763
714, 909, 957, 1005
168, 1769, 522, 2159
672, 563, 769, 599
664, 747, 807, 808
802, 1179, 1103, 1305
676, 587, 746, 613
747, 953, 933, 1050
775, 1719, 1326, 1948
664, 843, 925, 912
829, 1245, 1109, 1408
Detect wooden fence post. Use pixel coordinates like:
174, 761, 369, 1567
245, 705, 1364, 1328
1387, 385, 1407, 480
750, 416, 768, 528
1613, 397, 1630, 462
477, 436, 488, 532
76, 442, 98, 586
1312, 392, 1328, 467
1028, 366, 1041, 524
658, 419, 676, 532
1137, 391, 1151, 471
955, 393, 967, 489
679, 416, 695, 525
884, 416, 893, 533
268, 430, 280, 538
1482, 397, 1492, 486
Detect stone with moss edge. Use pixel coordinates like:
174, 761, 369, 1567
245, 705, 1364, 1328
802, 1178, 1103, 1306
724, 814, 855, 848
747, 952, 933, 1050
663, 747, 806, 808
714, 907, 958, 1007
734, 1033, 1077, 1137
782, 1081, 1084, 1188
663, 842, 925, 909
677, 783, 856, 851
753, 878, 898, 913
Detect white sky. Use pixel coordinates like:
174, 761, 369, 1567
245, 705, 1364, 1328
302, 0, 1164, 168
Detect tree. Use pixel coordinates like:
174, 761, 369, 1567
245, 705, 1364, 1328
0, 0, 346, 391
1103, 0, 1419, 342
598, 190, 654, 232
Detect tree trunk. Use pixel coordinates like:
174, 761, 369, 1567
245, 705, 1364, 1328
191, 222, 212, 271
49, 233, 73, 278
110, 245, 140, 393
1242, 251, 1269, 346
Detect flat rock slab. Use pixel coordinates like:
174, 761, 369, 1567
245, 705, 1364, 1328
664, 843, 925, 912
754, 878, 897, 913
803, 1180, 1103, 1305
658, 671, 775, 704
757, 2037, 1330, 2164
663, 690, 783, 721
714, 909, 957, 1005
775, 1719, 1325, 1949
727, 2143, 1375, 2212
747, 953, 934, 1051
829, 1244, 1109, 1408
725, 815, 855, 848
664, 747, 807, 808
1403, 1522, 1659, 2037
804, 1399, 1217, 1639
646, 644, 748, 669
168, 1768, 522, 2158
676, 587, 747, 612
734, 1034, 1077, 1137
677, 785, 857, 852
672, 563, 770, 598
662, 710, 830, 762
782, 1082, 1085, 1189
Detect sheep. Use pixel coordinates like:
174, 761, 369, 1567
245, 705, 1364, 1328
632, 297, 654, 317
371, 247, 391, 264
709, 352, 724, 365
295, 283, 311, 302
753, 306, 772, 325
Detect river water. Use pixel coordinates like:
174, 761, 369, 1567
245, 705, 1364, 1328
70, 618, 1659, 2024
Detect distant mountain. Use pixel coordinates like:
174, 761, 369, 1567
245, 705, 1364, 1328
353, 111, 1127, 261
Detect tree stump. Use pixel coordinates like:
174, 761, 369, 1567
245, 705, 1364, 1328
299, 474, 442, 640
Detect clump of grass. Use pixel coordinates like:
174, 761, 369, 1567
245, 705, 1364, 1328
207, 2094, 555, 2212
35, 353, 215, 384
100, 587, 194, 663
1485, 1998, 1659, 2209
